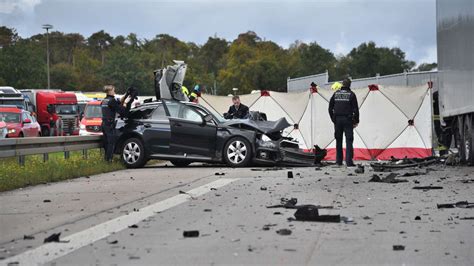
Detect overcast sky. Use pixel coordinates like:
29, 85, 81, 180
0, 0, 437, 65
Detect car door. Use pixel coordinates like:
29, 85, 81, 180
139, 104, 172, 154
30, 114, 40, 136
21, 112, 32, 137
163, 100, 217, 157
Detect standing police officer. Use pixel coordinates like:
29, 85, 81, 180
328, 78, 359, 167
101, 85, 128, 162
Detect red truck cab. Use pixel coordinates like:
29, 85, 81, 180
0, 106, 41, 138
79, 100, 103, 135
35, 91, 80, 136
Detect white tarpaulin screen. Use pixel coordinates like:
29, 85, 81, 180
200, 85, 432, 160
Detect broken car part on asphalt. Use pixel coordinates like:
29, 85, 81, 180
371, 156, 441, 172
437, 201, 474, 209
369, 173, 408, 183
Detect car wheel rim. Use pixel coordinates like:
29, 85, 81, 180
227, 140, 247, 164
123, 142, 141, 164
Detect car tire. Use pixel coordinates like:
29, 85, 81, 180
170, 160, 192, 167
223, 137, 252, 167
121, 138, 147, 168
19, 132, 24, 138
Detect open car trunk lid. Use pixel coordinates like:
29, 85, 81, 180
154, 60, 188, 101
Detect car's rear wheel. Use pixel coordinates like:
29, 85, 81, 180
223, 137, 252, 167
121, 138, 146, 168
170, 160, 192, 167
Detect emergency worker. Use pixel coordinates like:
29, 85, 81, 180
101, 85, 128, 162
328, 78, 359, 167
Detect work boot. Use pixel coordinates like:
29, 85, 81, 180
346, 162, 356, 167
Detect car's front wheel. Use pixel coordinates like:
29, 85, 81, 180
223, 137, 252, 167
121, 138, 147, 168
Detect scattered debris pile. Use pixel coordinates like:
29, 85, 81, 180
371, 156, 441, 172
369, 173, 408, 183
266, 198, 333, 209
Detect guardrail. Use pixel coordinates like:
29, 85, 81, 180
0, 136, 102, 165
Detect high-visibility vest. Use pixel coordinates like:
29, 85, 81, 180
181, 86, 189, 96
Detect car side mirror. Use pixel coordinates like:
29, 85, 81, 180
23, 118, 31, 124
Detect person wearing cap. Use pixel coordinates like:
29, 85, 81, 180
331, 81, 342, 91
328, 78, 359, 167
101, 85, 128, 162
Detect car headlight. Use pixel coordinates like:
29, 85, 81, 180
7, 128, 16, 134
261, 134, 272, 142
80, 124, 85, 130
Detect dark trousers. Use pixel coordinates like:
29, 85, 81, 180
334, 116, 354, 165
102, 122, 116, 162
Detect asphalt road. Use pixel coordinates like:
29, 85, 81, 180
0, 162, 473, 265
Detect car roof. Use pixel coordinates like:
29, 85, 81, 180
87, 100, 102, 105
0, 107, 22, 113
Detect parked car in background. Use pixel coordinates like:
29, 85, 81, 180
0, 106, 41, 138
79, 100, 103, 135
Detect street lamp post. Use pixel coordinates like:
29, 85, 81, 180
42, 24, 53, 89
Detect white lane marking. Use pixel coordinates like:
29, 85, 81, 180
1, 178, 239, 266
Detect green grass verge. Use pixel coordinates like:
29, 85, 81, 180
0, 149, 125, 192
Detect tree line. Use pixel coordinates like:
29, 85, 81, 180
0, 27, 436, 95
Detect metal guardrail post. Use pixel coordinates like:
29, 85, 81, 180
18, 155, 25, 166
82, 149, 88, 159
43, 153, 49, 162
64, 151, 70, 159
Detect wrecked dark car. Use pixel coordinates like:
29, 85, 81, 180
114, 61, 318, 168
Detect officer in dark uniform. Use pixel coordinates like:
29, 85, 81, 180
328, 78, 359, 167
224, 95, 249, 119
101, 85, 128, 162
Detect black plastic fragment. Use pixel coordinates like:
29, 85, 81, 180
414, 216, 421, 220
355, 165, 365, 174
183, 230, 200, 237
128, 224, 139, 228
287, 171, 294, 178
43, 233, 61, 243
393, 245, 405, 251
413, 186, 443, 190
294, 205, 341, 223
23, 235, 35, 240
276, 229, 292, 235
369, 173, 407, 183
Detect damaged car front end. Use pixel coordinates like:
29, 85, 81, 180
223, 118, 320, 166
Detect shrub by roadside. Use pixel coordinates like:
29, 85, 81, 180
0, 149, 125, 192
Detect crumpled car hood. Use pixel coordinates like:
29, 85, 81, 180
222, 117, 291, 134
